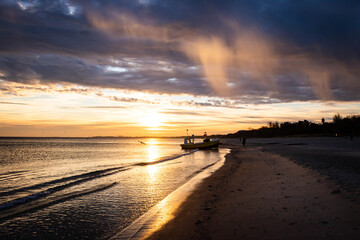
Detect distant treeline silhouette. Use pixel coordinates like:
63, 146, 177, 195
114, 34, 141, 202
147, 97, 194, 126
219, 114, 360, 138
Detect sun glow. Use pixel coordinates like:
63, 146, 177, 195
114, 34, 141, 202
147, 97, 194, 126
140, 112, 166, 128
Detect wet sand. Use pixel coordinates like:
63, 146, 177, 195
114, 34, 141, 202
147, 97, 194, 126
147, 138, 360, 239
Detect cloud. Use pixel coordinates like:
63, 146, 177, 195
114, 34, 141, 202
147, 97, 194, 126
181, 19, 360, 100
87, 10, 174, 42
0, 101, 28, 105
182, 37, 232, 96
159, 109, 212, 116
82, 106, 126, 109
0, 80, 100, 97
0, 1, 359, 102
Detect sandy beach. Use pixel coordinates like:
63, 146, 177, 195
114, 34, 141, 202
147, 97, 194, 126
147, 137, 360, 239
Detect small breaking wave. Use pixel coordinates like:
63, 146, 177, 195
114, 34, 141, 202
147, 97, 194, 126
0, 150, 198, 198
185, 162, 217, 180
0, 170, 28, 181
0, 166, 127, 197
0, 182, 117, 221
134, 149, 198, 166
0, 168, 127, 211
0, 149, 199, 219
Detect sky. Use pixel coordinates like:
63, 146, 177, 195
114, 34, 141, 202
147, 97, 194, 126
0, 0, 359, 137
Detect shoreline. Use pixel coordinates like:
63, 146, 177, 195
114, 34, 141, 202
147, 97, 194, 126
147, 139, 360, 239
110, 149, 229, 239
146, 146, 243, 239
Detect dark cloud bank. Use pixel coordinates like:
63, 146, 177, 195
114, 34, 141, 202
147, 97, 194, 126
0, 0, 359, 102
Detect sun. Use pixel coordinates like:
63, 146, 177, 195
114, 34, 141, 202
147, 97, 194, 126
140, 112, 165, 128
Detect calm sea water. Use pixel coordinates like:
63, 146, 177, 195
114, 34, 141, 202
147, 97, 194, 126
0, 137, 226, 239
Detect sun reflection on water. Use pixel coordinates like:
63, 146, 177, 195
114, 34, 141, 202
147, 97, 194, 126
146, 138, 160, 180
147, 139, 159, 161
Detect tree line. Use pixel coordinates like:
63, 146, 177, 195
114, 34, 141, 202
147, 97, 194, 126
219, 114, 360, 138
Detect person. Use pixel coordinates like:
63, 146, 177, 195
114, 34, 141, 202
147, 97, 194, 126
242, 137, 246, 147
203, 132, 210, 142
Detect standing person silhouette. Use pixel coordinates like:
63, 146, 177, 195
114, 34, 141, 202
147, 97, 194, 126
203, 132, 209, 142
242, 137, 246, 147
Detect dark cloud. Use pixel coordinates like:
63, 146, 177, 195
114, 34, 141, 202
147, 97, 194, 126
0, 0, 359, 102
0, 54, 210, 95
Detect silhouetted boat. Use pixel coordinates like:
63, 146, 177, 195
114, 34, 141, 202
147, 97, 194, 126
181, 138, 220, 149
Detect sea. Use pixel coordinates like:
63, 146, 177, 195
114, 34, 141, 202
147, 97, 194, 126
0, 137, 227, 239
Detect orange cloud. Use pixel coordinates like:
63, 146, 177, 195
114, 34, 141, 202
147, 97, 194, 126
87, 10, 360, 101
87, 10, 194, 43
182, 37, 233, 96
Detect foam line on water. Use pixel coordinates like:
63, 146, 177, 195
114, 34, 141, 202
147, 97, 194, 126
185, 162, 217, 181
134, 149, 198, 166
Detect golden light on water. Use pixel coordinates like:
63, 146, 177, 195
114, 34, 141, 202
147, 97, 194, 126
146, 138, 159, 160
146, 138, 160, 178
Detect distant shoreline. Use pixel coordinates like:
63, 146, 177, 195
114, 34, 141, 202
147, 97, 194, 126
0, 135, 356, 139
0, 136, 185, 139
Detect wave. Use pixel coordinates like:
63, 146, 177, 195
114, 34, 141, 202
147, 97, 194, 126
0, 182, 117, 222
0, 170, 28, 177
0, 170, 28, 181
185, 162, 217, 180
134, 149, 198, 166
0, 166, 127, 197
0, 149, 199, 217
0, 150, 197, 199
0, 168, 128, 211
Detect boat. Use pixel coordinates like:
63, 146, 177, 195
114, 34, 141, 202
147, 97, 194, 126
180, 137, 220, 149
